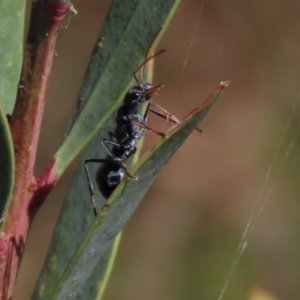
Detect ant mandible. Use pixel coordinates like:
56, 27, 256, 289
84, 29, 200, 217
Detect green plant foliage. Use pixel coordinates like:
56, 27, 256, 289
32, 1, 181, 299
32, 116, 121, 300
54, 0, 180, 177
0, 0, 25, 113
76, 233, 122, 300
33, 80, 227, 300
0, 105, 14, 230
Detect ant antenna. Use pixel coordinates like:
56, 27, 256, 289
141, 83, 164, 99
133, 27, 166, 87
140, 27, 162, 82
144, 28, 163, 64
133, 50, 166, 87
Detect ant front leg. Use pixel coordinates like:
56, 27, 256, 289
140, 102, 151, 137
150, 102, 202, 134
130, 119, 166, 137
150, 102, 181, 124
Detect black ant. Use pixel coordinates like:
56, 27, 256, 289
84, 29, 201, 217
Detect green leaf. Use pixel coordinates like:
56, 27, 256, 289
33, 1, 181, 299
74, 233, 122, 300
33, 82, 228, 300
0, 105, 14, 230
0, 1, 25, 113
54, 0, 181, 177
32, 116, 123, 300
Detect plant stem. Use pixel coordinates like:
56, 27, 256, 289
1, 1, 70, 298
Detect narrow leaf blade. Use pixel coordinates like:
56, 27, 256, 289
46, 82, 229, 300
32, 1, 180, 299
0, 1, 25, 113
54, 0, 181, 177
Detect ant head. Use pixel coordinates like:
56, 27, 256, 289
124, 83, 164, 107
123, 83, 152, 107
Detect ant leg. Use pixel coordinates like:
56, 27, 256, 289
182, 108, 204, 132
150, 102, 203, 134
85, 158, 114, 217
101, 139, 137, 179
112, 158, 137, 179
150, 102, 180, 124
101, 138, 133, 159
130, 119, 165, 137
143, 102, 151, 123
101, 138, 121, 157
138, 102, 151, 137
108, 131, 116, 140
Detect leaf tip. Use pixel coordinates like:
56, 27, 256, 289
220, 80, 230, 89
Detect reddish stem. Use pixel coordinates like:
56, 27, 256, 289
1, 2, 70, 298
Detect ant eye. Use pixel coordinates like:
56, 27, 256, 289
129, 92, 140, 100
124, 91, 139, 104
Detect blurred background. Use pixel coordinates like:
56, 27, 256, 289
14, 0, 300, 299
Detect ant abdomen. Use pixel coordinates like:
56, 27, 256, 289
96, 160, 124, 199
